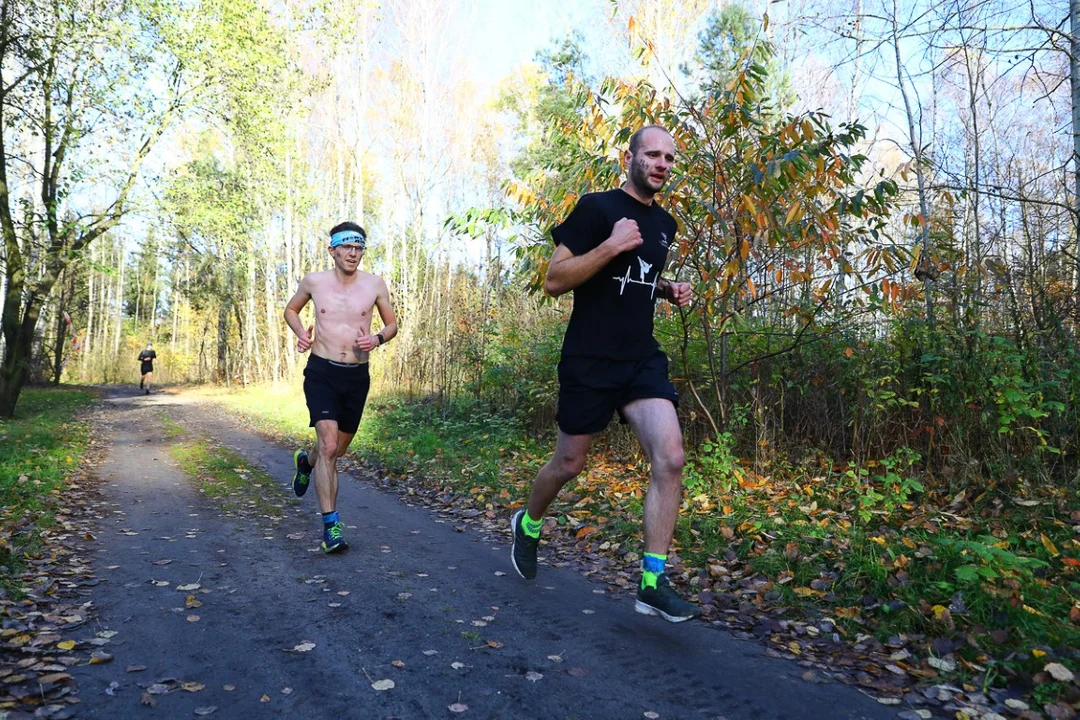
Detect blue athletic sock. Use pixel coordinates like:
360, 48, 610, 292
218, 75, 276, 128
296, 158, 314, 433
641, 553, 667, 590
322, 511, 339, 529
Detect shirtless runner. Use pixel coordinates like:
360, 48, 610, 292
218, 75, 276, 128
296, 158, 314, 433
283, 222, 398, 553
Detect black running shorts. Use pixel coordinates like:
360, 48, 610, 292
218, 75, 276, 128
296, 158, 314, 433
303, 355, 371, 434
555, 350, 678, 436
140, 362, 153, 375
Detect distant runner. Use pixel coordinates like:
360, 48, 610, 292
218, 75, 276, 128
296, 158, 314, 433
138, 343, 156, 396
510, 125, 701, 622
284, 222, 398, 553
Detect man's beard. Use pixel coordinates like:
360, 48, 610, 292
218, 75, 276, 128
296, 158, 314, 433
630, 158, 663, 194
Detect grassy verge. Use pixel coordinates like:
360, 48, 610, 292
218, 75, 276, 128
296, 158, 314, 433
166, 429, 283, 519
203, 383, 1080, 700
0, 387, 96, 591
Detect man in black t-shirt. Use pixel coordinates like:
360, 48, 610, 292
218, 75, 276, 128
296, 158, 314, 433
138, 343, 156, 395
510, 126, 701, 623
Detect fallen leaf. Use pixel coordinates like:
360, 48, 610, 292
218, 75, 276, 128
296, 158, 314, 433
153, 559, 174, 566
547, 654, 564, 663
147, 683, 172, 695
876, 697, 901, 705
525, 671, 543, 682
177, 583, 201, 591
1040, 534, 1060, 557
127, 664, 147, 673
567, 667, 589, 678
281, 687, 293, 695
644, 713, 660, 719
260, 694, 270, 702
187, 615, 200, 622
287, 642, 316, 652
89, 651, 113, 664
223, 685, 235, 692
422, 650, 438, 656
486, 640, 503, 649
337, 591, 349, 596
371, 679, 394, 691
1045, 662, 1075, 682
194, 706, 217, 716
182, 682, 205, 692
494, 571, 506, 577
927, 657, 955, 673
391, 660, 405, 668
451, 662, 465, 670
56, 640, 76, 651
141, 692, 157, 707
186, 596, 203, 609
448, 703, 468, 713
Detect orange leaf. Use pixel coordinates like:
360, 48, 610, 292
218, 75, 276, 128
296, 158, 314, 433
575, 526, 597, 540
1062, 558, 1080, 568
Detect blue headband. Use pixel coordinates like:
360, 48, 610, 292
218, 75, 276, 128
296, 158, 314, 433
329, 230, 366, 248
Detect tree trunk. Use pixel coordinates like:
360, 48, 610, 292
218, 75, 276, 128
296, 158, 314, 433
1071, 0, 1080, 293
51, 269, 69, 385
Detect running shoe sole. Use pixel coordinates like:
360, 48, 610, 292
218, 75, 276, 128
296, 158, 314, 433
633, 599, 698, 623
321, 541, 349, 554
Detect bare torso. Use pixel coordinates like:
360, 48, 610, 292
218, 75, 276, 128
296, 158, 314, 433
307, 270, 381, 364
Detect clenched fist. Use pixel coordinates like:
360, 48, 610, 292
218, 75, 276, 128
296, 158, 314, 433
605, 217, 643, 255
296, 324, 314, 353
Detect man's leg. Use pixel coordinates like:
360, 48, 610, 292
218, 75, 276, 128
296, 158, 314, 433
621, 397, 700, 622
526, 430, 593, 520
621, 398, 684, 556
145, 372, 152, 394
312, 420, 350, 552
511, 431, 592, 580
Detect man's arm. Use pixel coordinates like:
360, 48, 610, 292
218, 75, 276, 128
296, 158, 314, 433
544, 217, 642, 297
284, 276, 314, 351
355, 278, 398, 352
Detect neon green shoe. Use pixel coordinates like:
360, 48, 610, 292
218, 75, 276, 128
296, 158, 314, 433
321, 521, 348, 553
292, 450, 311, 497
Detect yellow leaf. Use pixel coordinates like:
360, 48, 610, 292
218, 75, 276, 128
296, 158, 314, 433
931, 605, 948, 621
57, 640, 76, 651
785, 202, 802, 225
1040, 534, 1059, 557
1032, 648, 1046, 658
788, 641, 801, 655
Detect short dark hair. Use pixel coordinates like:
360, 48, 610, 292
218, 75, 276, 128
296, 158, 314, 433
628, 125, 671, 155
329, 221, 366, 238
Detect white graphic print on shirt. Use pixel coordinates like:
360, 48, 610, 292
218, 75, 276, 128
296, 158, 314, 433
613, 255, 658, 298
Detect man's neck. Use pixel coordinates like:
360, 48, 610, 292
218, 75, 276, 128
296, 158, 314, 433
333, 266, 361, 284
620, 181, 655, 205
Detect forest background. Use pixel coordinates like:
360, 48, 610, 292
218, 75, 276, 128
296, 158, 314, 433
2, 0, 1079, 705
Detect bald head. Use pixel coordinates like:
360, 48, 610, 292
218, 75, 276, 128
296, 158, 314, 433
628, 125, 672, 155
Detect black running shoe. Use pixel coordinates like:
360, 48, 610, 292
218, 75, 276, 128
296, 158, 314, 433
510, 509, 539, 580
292, 450, 311, 497
321, 521, 348, 553
140, 379, 144, 389
145, 389, 150, 396
635, 574, 701, 623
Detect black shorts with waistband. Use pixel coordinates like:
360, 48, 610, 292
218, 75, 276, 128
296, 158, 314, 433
555, 350, 678, 436
303, 355, 371, 434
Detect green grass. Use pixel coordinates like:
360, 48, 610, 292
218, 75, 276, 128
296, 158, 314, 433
168, 434, 282, 518
0, 387, 96, 590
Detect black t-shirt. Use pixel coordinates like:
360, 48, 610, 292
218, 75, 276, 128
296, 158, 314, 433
552, 189, 677, 361
138, 350, 156, 370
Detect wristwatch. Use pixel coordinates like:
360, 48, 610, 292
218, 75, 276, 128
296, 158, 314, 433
376, 332, 385, 346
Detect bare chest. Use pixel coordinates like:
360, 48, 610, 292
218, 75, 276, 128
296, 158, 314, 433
311, 281, 377, 324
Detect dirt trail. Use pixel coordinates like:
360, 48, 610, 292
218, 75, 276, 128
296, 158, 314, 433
65, 387, 895, 719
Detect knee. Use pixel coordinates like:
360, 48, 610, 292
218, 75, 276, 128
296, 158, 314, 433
653, 445, 685, 481
554, 453, 587, 481
316, 442, 337, 463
